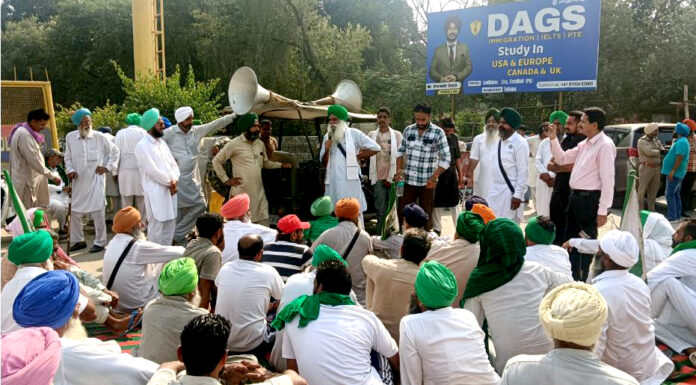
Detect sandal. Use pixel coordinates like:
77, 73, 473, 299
118, 309, 143, 337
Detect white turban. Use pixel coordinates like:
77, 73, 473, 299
644, 122, 659, 135
539, 282, 608, 347
599, 229, 639, 268
175, 106, 194, 123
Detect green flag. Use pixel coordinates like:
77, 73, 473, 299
381, 184, 400, 239
3, 169, 33, 233
621, 170, 645, 278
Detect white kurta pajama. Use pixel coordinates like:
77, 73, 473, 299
47, 169, 69, 228
320, 127, 380, 215
524, 244, 572, 277
64, 130, 119, 247
487, 132, 529, 223
10, 125, 59, 208
213, 134, 281, 225
648, 248, 696, 353
527, 135, 541, 204
54, 337, 158, 385
115, 125, 147, 219
534, 137, 555, 216
469, 132, 497, 198
163, 115, 234, 242
593, 270, 674, 385
642, 213, 674, 273
135, 134, 180, 246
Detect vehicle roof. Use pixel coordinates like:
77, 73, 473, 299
605, 123, 676, 130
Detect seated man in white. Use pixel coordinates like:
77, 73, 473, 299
219, 193, 277, 264
103, 206, 185, 313
461, 218, 572, 373
592, 230, 674, 385
400, 261, 499, 385
274, 260, 399, 385
12, 270, 158, 385
524, 215, 572, 277
215, 234, 284, 357
648, 218, 696, 364
500, 282, 639, 385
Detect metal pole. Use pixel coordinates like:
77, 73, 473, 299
558, 92, 564, 111
451, 94, 456, 119
684, 85, 690, 120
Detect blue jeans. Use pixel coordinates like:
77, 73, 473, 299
666, 176, 684, 221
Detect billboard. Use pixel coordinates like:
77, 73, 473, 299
426, 0, 601, 95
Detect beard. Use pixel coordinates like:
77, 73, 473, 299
244, 129, 259, 141
588, 254, 605, 280
151, 128, 164, 138
130, 227, 145, 240
484, 126, 498, 147
330, 121, 348, 143
79, 125, 92, 138
63, 317, 88, 341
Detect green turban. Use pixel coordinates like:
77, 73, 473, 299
8, 230, 53, 265
549, 110, 568, 126
327, 105, 349, 121
32, 209, 45, 228
640, 210, 650, 227
140, 108, 160, 130
484, 108, 500, 122
125, 113, 141, 126
311, 244, 347, 267
237, 113, 258, 131
158, 257, 198, 296
525, 216, 555, 245
311, 196, 333, 217
456, 211, 484, 243
461, 218, 526, 304
415, 261, 458, 309
500, 107, 523, 129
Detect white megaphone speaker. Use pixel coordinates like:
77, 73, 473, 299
228, 67, 293, 114
311, 79, 363, 112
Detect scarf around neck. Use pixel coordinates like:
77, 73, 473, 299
271, 291, 355, 330
670, 239, 696, 256
8, 122, 45, 146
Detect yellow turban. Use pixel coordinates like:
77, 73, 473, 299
539, 282, 608, 347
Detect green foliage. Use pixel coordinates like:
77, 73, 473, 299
114, 62, 222, 123
55, 101, 127, 139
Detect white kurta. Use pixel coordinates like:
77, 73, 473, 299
320, 127, 380, 211
1, 266, 47, 334
463, 261, 572, 373
525, 244, 572, 277
501, 349, 639, 385
54, 337, 158, 385
220, 220, 277, 264
115, 125, 146, 196
487, 132, 529, 222
527, 135, 541, 188
163, 115, 234, 208
399, 307, 500, 385
648, 248, 696, 353
102, 233, 185, 311
64, 130, 119, 213
534, 137, 555, 216
642, 213, 673, 273
469, 133, 497, 198
593, 270, 673, 385
134, 134, 180, 222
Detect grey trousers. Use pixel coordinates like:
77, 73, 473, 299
174, 203, 206, 245
373, 181, 390, 233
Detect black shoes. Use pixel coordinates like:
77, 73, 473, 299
89, 245, 105, 253
69, 242, 87, 252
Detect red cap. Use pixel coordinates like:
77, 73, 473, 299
277, 214, 311, 234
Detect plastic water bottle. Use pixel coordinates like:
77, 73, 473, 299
396, 181, 405, 197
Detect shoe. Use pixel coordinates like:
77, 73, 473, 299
68, 242, 87, 252
89, 245, 105, 253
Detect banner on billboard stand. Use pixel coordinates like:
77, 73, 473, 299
425, 0, 601, 95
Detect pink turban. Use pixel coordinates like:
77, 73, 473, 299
2, 327, 62, 385
220, 193, 250, 219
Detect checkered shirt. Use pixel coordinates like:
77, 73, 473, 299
688, 134, 696, 172
397, 123, 451, 186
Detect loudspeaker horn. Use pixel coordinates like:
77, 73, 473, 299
228, 67, 294, 114
311, 79, 363, 112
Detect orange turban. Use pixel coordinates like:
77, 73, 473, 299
471, 203, 495, 224
684, 119, 696, 132
112, 206, 141, 233
335, 198, 360, 220
220, 193, 250, 219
